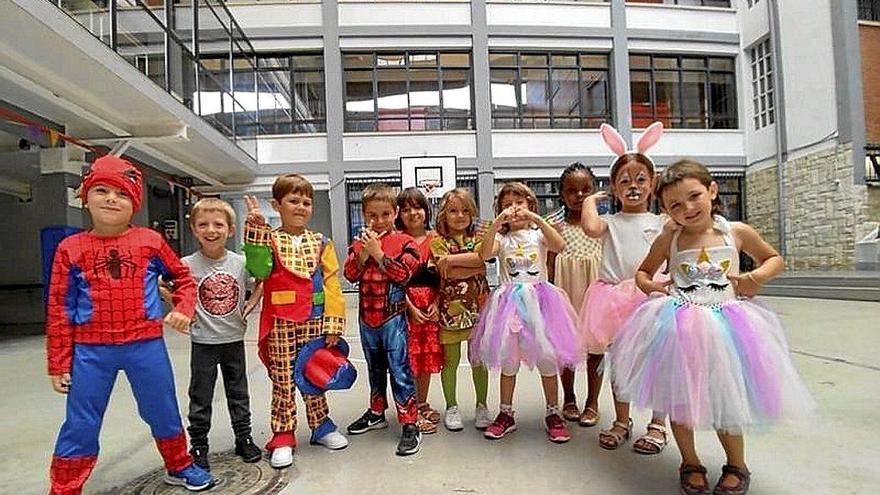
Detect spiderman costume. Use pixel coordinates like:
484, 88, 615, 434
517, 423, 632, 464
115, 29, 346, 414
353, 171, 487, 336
45, 155, 203, 494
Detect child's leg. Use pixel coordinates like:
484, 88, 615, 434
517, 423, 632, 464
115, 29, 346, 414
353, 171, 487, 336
499, 373, 516, 407
360, 322, 390, 413
560, 368, 576, 405
415, 374, 431, 405
267, 319, 298, 447
187, 342, 219, 448
124, 339, 191, 473
294, 323, 334, 440
382, 315, 418, 424
598, 389, 633, 449
716, 430, 748, 489
540, 374, 559, 407
585, 353, 603, 411
218, 341, 252, 441
50, 345, 118, 494
671, 422, 709, 490
471, 363, 489, 406
441, 342, 461, 408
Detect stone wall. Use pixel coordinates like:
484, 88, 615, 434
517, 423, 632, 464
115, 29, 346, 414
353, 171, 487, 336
745, 143, 876, 270
745, 164, 780, 249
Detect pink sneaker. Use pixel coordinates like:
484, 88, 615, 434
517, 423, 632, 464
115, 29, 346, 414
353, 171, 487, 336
545, 413, 571, 443
483, 412, 517, 440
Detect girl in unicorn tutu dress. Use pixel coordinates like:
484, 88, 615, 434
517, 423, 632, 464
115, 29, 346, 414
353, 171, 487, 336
610, 160, 814, 495
579, 122, 669, 454
471, 182, 582, 444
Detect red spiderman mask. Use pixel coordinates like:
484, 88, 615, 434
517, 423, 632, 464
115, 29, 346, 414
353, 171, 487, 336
81, 155, 144, 213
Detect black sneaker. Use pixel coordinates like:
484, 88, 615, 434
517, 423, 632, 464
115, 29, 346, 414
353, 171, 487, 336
234, 436, 262, 463
347, 410, 388, 435
189, 446, 210, 471
396, 424, 422, 456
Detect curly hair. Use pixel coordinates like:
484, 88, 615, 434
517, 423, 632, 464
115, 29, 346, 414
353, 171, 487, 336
435, 188, 478, 237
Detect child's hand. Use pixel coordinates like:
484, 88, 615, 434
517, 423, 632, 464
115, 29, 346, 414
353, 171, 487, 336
325, 334, 340, 347
50, 373, 71, 394
436, 255, 452, 278
728, 272, 762, 298
164, 311, 192, 334
661, 216, 680, 234
244, 195, 267, 225
638, 278, 674, 296
425, 302, 439, 322
584, 191, 608, 205
363, 230, 384, 260
494, 207, 515, 226
158, 284, 173, 304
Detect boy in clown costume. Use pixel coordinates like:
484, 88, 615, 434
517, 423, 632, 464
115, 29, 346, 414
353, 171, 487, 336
46, 155, 213, 493
242, 173, 348, 470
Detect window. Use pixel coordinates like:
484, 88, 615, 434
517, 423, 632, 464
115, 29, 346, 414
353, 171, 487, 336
630, 54, 737, 129
627, 0, 731, 7
859, 0, 880, 21
749, 39, 774, 130
343, 51, 474, 132
746, 0, 761, 8
489, 52, 612, 129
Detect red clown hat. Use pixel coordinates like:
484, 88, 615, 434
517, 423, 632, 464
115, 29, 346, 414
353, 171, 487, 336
294, 336, 357, 396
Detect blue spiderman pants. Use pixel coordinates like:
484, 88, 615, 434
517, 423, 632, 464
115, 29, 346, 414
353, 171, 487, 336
359, 314, 418, 424
49, 338, 191, 495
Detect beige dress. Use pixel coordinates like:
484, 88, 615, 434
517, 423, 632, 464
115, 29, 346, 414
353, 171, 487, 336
553, 220, 602, 312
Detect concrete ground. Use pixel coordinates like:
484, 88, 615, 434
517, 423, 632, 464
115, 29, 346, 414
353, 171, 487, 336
1, 296, 877, 494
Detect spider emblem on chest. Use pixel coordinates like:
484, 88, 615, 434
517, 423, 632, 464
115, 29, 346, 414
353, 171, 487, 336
93, 249, 137, 279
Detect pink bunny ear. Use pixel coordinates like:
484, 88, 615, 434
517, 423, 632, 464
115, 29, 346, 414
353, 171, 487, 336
636, 121, 664, 154
600, 123, 628, 156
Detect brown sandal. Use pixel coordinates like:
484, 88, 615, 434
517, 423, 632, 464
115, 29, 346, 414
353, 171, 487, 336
679, 464, 712, 495
578, 406, 599, 427
598, 418, 632, 450
417, 403, 441, 424
561, 402, 580, 422
416, 416, 438, 434
712, 465, 751, 495
632, 422, 668, 455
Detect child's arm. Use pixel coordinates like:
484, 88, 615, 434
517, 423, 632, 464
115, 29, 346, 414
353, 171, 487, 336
241, 280, 263, 320
581, 192, 610, 238
635, 231, 675, 295
430, 237, 484, 280
242, 195, 274, 279
728, 222, 784, 297
379, 238, 421, 285
479, 212, 510, 261
46, 243, 74, 393
156, 240, 196, 334
320, 240, 347, 346
526, 211, 565, 253
343, 240, 367, 283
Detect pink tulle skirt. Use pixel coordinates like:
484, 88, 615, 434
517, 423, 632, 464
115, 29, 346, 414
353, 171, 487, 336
579, 279, 647, 354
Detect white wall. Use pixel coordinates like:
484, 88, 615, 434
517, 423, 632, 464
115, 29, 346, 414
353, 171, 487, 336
258, 135, 328, 164
339, 1, 471, 27
777, 0, 838, 151
487, 2, 610, 29
343, 132, 476, 164
626, 4, 736, 34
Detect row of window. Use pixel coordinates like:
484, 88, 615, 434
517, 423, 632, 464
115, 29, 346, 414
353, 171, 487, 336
860, 0, 880, 21
202, 50, 744, 135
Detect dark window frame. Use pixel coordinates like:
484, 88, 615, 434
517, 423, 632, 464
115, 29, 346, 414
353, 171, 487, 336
629, 53, 738, 130
860, 0, 880, 21
627, 0, 732, 6
489, 51, 613, 130
342, 51, 475, 133
749, 38, 774, 130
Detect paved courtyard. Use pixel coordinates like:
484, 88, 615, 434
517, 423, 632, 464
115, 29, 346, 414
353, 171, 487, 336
1, 296, 877, 494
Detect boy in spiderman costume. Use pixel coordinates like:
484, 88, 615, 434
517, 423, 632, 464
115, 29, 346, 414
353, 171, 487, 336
343, 183, 423, 456
242, 174, 349, 470
46, 155, 214, 494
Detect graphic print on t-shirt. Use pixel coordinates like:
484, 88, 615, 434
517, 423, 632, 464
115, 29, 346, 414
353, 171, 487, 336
198, 271, 240, 316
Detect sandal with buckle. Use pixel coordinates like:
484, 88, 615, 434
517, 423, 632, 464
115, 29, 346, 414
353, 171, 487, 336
418, 403, 441, 424
416, 415, 438, 434
598, 418, 632, 450
633, 422, 668, 455
713, 465, 751, 495
578, 406, 599, 427
561, 402, 580, 422
679, 464, 712, 495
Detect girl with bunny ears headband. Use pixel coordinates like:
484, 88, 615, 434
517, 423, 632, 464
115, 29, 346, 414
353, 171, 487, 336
600, 122, 664, 213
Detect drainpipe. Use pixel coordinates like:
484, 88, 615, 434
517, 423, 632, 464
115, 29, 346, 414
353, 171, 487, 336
767, 0, 787, 256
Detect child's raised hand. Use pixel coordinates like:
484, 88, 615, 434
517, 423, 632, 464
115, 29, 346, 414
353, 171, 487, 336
495, 207, 515, 225
164, 311, 192, 334
362, 230, 383, 260
50, 373, 71, 394
584, 191, 609, 204
244, 195, 266, 225
727, 272, 762, 298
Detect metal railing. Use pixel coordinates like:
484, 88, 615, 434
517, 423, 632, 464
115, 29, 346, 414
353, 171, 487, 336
866, 146, 880, 184
47, 0, 294, 162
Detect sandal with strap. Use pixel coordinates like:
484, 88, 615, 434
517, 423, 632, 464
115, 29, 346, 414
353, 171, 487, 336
578, 406, 599, 427
680, 464, 712, 495
418, 403, 441, 424
561, 402, 580, 422
713, 465, 751, 495
416, 415, 438, 434
598, 418, 632, 450
633, 422, 668, 455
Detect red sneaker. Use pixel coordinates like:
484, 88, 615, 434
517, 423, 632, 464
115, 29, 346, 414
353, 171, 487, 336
483, 412, 517, 440
545, 413, 571, 443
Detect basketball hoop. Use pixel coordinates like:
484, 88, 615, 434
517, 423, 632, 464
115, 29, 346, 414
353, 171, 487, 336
418, 179, 442, 198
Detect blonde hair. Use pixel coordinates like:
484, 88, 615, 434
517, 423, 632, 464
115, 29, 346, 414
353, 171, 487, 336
361, 183, 398, 211
272, 173, 314, 202
190, 197, 236, 227
436, 188, 478, 237
495, 181, 538, 216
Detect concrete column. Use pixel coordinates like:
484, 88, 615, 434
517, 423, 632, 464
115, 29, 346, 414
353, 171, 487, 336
322, 0, 348, 262
471, 0, 495, 219
610, 0, 631, 142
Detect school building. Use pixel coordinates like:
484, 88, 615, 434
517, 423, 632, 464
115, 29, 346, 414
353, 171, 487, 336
0, 0, 878, 330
